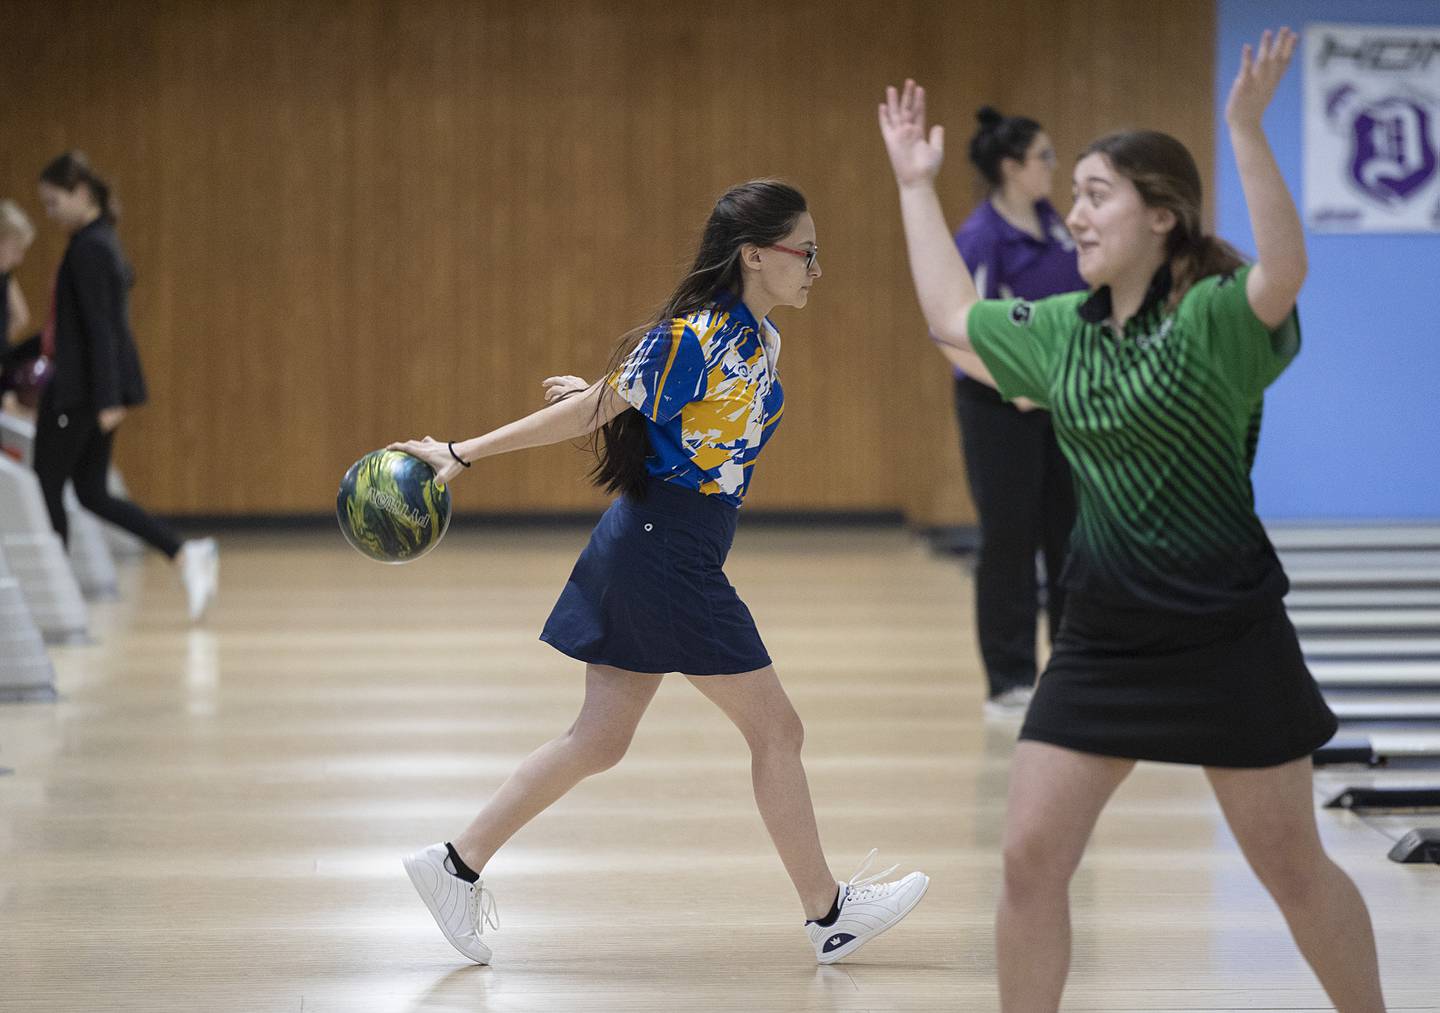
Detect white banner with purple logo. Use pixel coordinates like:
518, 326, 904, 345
1304, 23, 1440, 233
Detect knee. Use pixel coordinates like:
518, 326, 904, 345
72, 482, 110, 513
1001, 825, 1078, 901
569, 727, 633, 775
751, 708, 805, 758
1248, 847, 1330, 907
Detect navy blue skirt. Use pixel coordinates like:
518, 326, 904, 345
539, 478, 771, 675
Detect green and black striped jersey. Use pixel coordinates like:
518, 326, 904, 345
968, 265, 1298, 615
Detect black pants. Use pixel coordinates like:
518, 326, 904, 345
33, 391, 182, 559
954, 376, 1076, 697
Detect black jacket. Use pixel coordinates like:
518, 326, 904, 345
3, 217, 148, 411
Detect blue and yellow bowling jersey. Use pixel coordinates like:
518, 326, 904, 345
608, 295, 785, 507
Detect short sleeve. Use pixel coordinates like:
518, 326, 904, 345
965, 294, 1079, 405
1194, 265, 1300, 397
955, 225, 1004, 300
608, 319, 707, 423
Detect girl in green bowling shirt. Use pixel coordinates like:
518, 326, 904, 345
879, 28, 1385, 1012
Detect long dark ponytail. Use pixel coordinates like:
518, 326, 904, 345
590, 179, 807, 500
1081, 130, 1245, 306
39, 151, 119, 221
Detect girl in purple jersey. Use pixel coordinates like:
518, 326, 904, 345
946, 108, 1084, 718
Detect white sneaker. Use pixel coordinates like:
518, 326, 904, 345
403, 842, 499, 965
806, 850, 929, 964
179, 538, 218, 621
983, 686, 1033, 720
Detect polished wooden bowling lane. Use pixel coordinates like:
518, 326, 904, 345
1, 527, 1436, 1012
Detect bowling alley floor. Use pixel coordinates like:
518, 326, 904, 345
1, 525, 1438, 1012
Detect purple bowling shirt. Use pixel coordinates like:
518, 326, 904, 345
951, 198, 1086, 377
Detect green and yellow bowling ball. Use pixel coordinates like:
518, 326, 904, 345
337, 450, 452, 563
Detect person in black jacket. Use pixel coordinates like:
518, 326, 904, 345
28, 151, 217, 620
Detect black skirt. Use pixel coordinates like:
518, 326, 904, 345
539, 477, 771, 676
1020, 593, 1337, 768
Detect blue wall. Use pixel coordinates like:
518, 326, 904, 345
1217, 0, 1440, 520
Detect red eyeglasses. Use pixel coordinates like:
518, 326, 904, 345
770, 243, 819, 271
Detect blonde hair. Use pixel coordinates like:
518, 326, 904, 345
0, 199, 36, 246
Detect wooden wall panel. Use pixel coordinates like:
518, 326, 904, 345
0, 0, 1214, 519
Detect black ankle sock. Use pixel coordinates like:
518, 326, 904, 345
806, 887, 842, 927
444, 842, 480, 883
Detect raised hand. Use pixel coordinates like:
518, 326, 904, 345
1225, 27, 1297, 130
878, 79, 945, 187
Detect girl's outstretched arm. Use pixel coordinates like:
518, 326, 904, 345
389, 379, 629, 485
1225, 27, 1307, 328
879, 79, 982, 351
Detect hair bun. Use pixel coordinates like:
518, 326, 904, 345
975, 106, 1004, 131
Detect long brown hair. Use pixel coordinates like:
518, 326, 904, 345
1082, 130, 1244, 307
590, 179, 807, 500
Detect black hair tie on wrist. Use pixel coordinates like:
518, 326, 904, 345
447, 441, 471, 468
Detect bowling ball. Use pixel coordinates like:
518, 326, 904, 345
337, 449, 451, 563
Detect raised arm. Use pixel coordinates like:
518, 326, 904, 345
1225, 27, 1307, 329
388, 378, 630, 485
878, 80, 982, 351
928, 330, 998, 384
